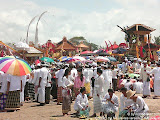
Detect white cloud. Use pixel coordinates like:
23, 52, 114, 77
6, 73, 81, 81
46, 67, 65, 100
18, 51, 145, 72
0, 0, 160, 47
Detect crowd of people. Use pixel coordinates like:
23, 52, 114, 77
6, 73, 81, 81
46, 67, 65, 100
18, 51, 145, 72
0, 57, 160, 119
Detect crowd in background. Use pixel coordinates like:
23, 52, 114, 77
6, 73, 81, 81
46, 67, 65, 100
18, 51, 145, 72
1, 57, 160, 119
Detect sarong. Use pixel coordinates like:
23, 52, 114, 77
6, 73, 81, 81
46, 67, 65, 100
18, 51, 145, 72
45, 87, 51, 104
57, 87, 63, 103
5, 91, 20, 109
143, 81, 150, 96
62, 96, 71, 114
0, 93, 7, 110
93, 93, 102, 113
28, 83, 35, 100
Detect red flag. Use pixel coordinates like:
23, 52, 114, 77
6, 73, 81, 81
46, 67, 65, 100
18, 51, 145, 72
140, 46, 144, 58
109, 40, 113, 50
1, 50, 3, 57
148, 43, 153, 60
105, 41, 109, 52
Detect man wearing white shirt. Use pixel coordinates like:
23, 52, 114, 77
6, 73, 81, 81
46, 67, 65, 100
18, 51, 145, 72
74, 87, 89, 117
103, 89, 119, 119
56, 65, 65, 105
102, 65, 113, 97
119, 88, 133, 115
20, 75, 27, 106
32, 65, 41, 101
5, 74, 22, 110
45, 68, 52, 104
38, 64, 49, 106
83, 65, 91, 97
147, 61, 160, 99
112, 66, 118, 91
121, 59, 128, 74
140, 61, 151, 98
133, 80, 143, 94
132, 58, 138, 72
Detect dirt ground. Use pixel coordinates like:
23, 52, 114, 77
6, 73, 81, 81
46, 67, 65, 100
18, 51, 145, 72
1, 92, 160, 120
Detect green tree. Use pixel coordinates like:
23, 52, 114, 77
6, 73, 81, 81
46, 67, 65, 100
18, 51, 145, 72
69, 36, 99, 51
154, 36, 160, 45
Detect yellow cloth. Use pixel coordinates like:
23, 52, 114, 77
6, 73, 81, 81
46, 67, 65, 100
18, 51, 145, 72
84, 82, 90, 94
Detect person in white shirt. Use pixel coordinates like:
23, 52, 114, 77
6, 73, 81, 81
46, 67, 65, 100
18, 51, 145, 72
126, 90, 149, 119
121, 59, 128, 74
70, 64, 77, 82
5, 74, 22, 110
32, 64, 41, 101
132, 58, 138, 72
91, 68, 104, 117
102, 89, 119, 119
102, 65, 112, 97
124, 79, 132, 91
83, 65, 90, 97
74, 87, 90, 118
62, 68, 73, 116
133, 79, 143, 94
20, 75, 27, 106
140, 61, 151, 98
147, 61, 160, 99
112, 66, 118, 91
45, 66, 52, 104
119, 87, 134, 117
56, 65, 65, 105
38, 64, 49, 106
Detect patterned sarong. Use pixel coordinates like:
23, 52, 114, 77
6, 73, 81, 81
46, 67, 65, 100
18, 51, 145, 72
57, 87, 63, 103
0, 93, 7, 110
62, 95, 71, 114
28, 83, 35, 100
5, 91, 20, 109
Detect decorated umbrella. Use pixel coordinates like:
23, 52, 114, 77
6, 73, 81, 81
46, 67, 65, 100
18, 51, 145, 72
40, 57, 54, 63
80, 51, 94, 56
108, 57, 117, 62
157, 49, 160, 54
72, 56, 86, 62
59, 56, 70, 62
95, 56, 110, 62
81, 51, 93, 54
129, 73, 140, 79
150, 116, 160, 120
61, 57, 72, 62
0, 56, 32, 76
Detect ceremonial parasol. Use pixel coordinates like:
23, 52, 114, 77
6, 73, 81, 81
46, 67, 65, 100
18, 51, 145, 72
95, 56, 110, 62
0, 56, 32, 76
129, 73, 140, 79
108, 57, 117, 62
40, 57, 54, 63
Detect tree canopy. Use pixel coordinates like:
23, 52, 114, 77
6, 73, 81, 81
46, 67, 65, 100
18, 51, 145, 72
154, 36, 160, 45
69, 36, 98, 51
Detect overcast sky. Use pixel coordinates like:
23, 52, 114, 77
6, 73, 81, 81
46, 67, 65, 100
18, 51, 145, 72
0, 0, 160, 46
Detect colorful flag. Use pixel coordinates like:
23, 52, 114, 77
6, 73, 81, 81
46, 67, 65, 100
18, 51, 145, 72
136, 46, 139, 58
140, 46, 146, 58
105, 41, 109, 52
